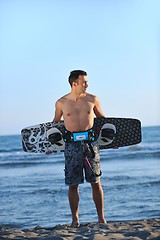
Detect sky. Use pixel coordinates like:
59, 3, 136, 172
0, 0, 159, 135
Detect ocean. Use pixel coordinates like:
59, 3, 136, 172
0, 126, 160, 229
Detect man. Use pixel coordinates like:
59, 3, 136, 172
52, 70, 106, 227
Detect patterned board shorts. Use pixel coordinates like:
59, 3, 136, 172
64, 141, 101, 186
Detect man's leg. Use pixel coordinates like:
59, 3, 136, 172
68, 184, 80, 226
91, 181, 106, 223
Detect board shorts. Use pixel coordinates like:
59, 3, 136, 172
64, 141, 101, 186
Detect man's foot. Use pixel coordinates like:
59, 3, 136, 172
70, 221, 80, 228
98, 219, 107, 224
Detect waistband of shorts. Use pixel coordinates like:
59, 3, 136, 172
63, 128, 95, 143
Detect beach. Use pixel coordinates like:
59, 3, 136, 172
1, 218, 160, 239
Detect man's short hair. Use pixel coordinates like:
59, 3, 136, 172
68, 70, 87, 86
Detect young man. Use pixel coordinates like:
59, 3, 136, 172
53, 70, 106, 227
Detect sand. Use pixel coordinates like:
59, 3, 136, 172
0, 218, 160, 240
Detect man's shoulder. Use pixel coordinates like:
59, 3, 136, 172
86, 92, 97, 101
55, 94, 70, 107
57, 93, 70, 102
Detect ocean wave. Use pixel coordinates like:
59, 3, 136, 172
0, 148, 160, 167
101, 149, 160, 161
0, 150, 63, 159
105, 175, 160, 190
0, 147, 22, 153
141, 180, 160, 187
0, 153, 64, 167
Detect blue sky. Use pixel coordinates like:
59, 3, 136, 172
0, 0, 159, 135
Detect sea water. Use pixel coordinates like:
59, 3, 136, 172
0, 126, 160, 229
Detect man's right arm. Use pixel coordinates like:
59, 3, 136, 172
52, 100, 63, 123
46, 100, 63, 154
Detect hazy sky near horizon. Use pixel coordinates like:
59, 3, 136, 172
0, 0, 159, 135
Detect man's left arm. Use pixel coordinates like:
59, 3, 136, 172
94, 96, 118, 149
93, 96, 105, 118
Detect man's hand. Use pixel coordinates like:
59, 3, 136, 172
45, 150, 54, 154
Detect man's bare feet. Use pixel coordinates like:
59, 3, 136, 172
98, 219, 107, 224
70, 221, 80, 228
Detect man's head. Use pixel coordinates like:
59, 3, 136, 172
68, 70, 87, 87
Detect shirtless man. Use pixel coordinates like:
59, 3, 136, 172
53, 70, 106, 226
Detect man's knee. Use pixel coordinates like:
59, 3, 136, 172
91, 181, 102, 191
69, 184, 79, 192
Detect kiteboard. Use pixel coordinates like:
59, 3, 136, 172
21, 117, 141, 153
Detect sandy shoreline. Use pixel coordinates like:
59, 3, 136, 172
0, 218, 160, 240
